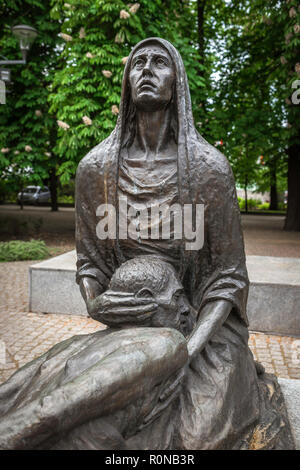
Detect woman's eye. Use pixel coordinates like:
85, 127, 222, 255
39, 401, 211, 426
173, 292, 180, 301
156, 58, 166, 66
135, 59, 144, 68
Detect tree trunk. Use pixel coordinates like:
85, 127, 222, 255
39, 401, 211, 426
270, 183, 278, 211
19, 179, 24, 210
49, 168, 58, 212
244, 183, 248, 213
269, 160, 278, 211
284, 143, 300, 231
197, 0, 206, 65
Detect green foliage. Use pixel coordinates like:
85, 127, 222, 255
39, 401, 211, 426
57, 195, 74, 204
1, 0, 298, 212
48, 0, 205, 182
0, 239, 50, 261
238, 197, 262, 210
257, 202, 270, 211
0, 0, 62, 196
207, 0, 299, 201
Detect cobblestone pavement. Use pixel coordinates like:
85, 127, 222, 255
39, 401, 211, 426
0, 260, 299, 385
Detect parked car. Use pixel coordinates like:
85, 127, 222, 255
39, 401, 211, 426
17, 186, 51, 205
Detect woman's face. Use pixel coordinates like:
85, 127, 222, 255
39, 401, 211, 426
129, 44, 175, 111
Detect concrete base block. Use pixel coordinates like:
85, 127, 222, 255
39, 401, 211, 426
278, 378, 300, 449
29, 252, 300, 337
29, 251, 87, 316
247, 256, 300, 336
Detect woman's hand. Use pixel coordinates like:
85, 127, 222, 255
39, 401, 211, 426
187, 299, 232, 361
87, 291, 158, 327
139, 367, 186, 430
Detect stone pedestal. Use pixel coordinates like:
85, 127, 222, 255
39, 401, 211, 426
29, 252, 300, 336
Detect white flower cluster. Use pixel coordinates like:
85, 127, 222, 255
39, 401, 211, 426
57, 120, 70, 130
86, 52, 95, 59
25, 145, 32, 152
285, 32, 293, 44
111, 105, 119, 115
82, 116, 92, 126
121, 56, 128, 65
79, 27, 85, 39
35, 110, 42, 117
102, 70, 112, 78
115, 32, 124, 43
129, 3, 140, 14
59, 33, 73, 42
120, 10, 130, 19
1, 148, 9, 153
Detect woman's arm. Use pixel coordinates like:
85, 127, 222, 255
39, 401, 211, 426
80, 277, 103, 303
79, 277, 105, 321
80, 278, 158, 326
187, 299, 232, 361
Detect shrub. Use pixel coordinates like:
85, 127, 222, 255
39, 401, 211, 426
257, 202, 270, 210
278, 202, 287, 211
0, 240, 50, 262
238, 198, 262, 210
57, 195, 74, 204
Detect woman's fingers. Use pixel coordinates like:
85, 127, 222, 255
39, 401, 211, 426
141, 382, 181, 427
139, 369, 185, 429
159, 368, 185, 402
100, 304, 158, 324
100, 294, 154, 309
90, 292, 158, 324
103, 303, 158, 316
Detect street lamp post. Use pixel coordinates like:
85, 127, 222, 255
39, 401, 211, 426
0, 25, 38, 66
0, 25, 37, 103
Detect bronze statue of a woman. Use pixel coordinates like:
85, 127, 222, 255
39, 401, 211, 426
0, 38, 293, 449
75, 38, 293, 449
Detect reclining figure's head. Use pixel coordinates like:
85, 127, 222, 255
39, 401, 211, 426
107, 256, 190, 330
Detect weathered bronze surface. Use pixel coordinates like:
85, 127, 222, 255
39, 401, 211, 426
0, 38, 294, 450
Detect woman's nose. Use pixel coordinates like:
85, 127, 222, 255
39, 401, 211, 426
142, 59, 153, 75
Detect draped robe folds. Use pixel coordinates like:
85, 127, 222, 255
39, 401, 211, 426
0, 38, 294, 450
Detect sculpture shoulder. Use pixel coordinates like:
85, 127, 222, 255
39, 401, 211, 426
191, 134, 234, 184
76, 135, 113, 181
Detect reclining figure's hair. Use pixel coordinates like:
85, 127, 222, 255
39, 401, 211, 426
109, 256, 176, 295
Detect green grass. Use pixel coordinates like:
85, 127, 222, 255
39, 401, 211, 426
0, 239, 50, 262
